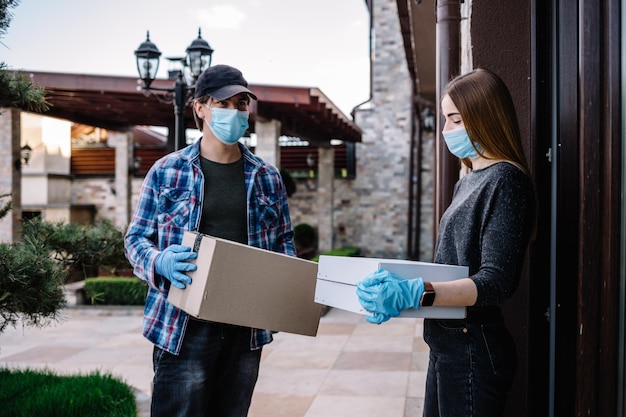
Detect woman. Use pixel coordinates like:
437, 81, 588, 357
357, 68, 536, 416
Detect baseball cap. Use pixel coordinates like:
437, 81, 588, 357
193, 64, 257, 100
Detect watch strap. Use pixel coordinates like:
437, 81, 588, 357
421, 281, 436, 307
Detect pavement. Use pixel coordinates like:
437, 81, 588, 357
0, 289, 428, 417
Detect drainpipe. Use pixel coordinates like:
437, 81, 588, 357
434, 0, 462, 240
408, 92, 420, 260
408, 97, 434, 261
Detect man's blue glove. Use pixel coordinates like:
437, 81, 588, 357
356, 269, 425, 324
154, 244, 198, 289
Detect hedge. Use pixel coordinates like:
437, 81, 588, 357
82, 277, 147, 305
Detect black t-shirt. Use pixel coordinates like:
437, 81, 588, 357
198, 156, 247, 245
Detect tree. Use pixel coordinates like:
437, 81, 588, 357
0, 0, 18, 37
0, 0, 49, 113
0, 2, 61, 334
22, 218, 132, 281
0, 236, 66, 333
0, 193, 11, 220
0, 208, 66, 333
0, 217, 134, 333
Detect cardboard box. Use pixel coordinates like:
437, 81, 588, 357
315, 256, 468, 319
168, 231, 322, 336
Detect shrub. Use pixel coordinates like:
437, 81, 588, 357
83, 220, 131, 275
293, 223, 317, 260
280, 168, 297, 197
83, 277, 147, 306
22, 218, 131, 282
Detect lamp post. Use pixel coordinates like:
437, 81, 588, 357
134, 29, 214, 151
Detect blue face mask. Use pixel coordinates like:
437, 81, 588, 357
206, 107, 249, 145
442, 127, 482, 159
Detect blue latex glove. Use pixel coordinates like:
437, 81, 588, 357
154, 244, 198, 289
356, 269, 425, 324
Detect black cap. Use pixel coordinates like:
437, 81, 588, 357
193, 64, 257, 100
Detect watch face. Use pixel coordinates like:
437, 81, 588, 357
422, 292, 436, 307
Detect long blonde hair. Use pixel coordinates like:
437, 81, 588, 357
444, 68, 530, 176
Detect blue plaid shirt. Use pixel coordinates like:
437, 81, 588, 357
125, 140, 296, 355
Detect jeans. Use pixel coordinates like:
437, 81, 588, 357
151, 318, 263, 417
422, 312, 517, 417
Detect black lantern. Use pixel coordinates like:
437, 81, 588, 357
15, 143, 32, 171
185, 28, 214, 82
134, 28, 214, 152
20, 143, 32, 165
134, 31, 162, 89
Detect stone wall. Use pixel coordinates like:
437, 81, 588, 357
72, 178, 119, 224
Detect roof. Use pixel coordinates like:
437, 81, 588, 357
396, 0, 436, 104
23, 71, 362, 145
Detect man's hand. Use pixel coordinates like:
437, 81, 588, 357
154, 245, 197, 289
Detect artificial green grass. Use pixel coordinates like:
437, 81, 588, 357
311, 246, 361, 262
0, 368, 137, 417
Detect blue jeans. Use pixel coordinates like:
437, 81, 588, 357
151, 318, 262, 417
423, 311, 517, 417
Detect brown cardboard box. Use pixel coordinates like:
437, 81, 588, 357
167, 231, 322, 336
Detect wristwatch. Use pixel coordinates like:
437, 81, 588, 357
421, 282, 436, 307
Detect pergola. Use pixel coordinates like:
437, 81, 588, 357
24, 71, 362, 147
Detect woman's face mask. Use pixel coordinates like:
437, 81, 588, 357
204, 106, 249, 145
441, 127, 482, 159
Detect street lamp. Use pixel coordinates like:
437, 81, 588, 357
20, 143, 32, 165
134, 29, 214, 151
14, 143, 32, 171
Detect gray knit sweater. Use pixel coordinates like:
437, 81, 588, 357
434, 162, 535, 307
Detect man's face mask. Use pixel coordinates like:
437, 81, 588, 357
205, 106, 249, 145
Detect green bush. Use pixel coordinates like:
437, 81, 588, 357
294, 223, 317, 248
0, 368, 136, 417
22, 218, 131, 282
311, 246, 360, 262
293, 223, 317, 260
83, 220, 132, 275
83, 277, 147, 306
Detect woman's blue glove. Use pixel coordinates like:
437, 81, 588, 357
356, 269, 425, 324
154, 244, 198, 289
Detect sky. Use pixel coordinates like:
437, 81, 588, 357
1, 0, 371, 117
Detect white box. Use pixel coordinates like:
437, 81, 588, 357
315, 256, 467, 319
167, 232, 322, 336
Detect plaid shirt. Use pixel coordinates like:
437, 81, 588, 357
125, 140, 296, 355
